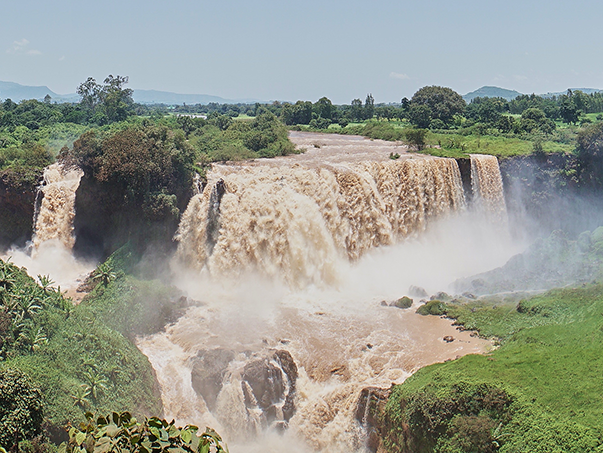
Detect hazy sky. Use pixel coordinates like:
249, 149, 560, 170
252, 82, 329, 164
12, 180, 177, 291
2, 0, 603, 103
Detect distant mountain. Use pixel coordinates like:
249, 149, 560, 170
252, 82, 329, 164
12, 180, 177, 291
133, 89, 233, 105
463, 86, 523, 102
0, 81, 258, 105
0, 81, 78, 103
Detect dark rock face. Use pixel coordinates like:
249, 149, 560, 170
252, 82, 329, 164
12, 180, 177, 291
0, 171, 39, 249
191, 348, 298, 429
455, 158, 473, 203
73, 174, 186, 264
355, 387, 392, 453
191, 349, 235, 412
206, 179, 226, 255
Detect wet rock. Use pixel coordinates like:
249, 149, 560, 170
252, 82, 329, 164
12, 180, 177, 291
191, 349, 235, 411
443, 335, 455, 343
389, 296, 413, 309
462, 292, 476, 299
242, 349, 298, 423
431, 291, 452, 301
408, 285, 428, 298
355, 387, 391, 453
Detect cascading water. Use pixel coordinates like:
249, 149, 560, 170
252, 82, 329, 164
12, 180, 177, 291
6, 162, 92, 289
32, 162, 84, 251
139, 133, 520, 452
175, 155, 465, 287
470, 154, 507, 221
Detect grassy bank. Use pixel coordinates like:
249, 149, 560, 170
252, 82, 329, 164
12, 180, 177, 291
381, 285, 603, 452
0, 252, 167, 447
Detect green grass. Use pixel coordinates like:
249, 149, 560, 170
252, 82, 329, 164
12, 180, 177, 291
383, 284, 603, 452
425, 132, 573, 158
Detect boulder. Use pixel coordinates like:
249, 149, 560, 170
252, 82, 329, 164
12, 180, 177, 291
408, 285, 428, 298
355, 387, 391, 452
389, 297, 413, 309
191, 349, 235, 411
242, 349, 298, 424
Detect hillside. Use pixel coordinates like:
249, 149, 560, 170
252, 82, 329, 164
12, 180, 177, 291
463, 86, 523, 102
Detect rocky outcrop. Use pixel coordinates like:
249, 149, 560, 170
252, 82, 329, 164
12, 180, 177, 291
0, 169, 40, 248
191, 349, 235, 412
242, 349, 298, 425
191, 348, 298, 429
355, 386, 392, 453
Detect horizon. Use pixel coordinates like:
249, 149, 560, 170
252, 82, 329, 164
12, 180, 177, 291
2, 79, 600, 105
3, 0, 603, 104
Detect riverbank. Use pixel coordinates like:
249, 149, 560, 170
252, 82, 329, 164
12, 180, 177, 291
374, 284, 603, 453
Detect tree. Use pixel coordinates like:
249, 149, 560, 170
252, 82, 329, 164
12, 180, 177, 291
404, 128, 428, 150
314, 97, 334, 121
364, 94, 375, 120
77, 77, 102, 110
520, 108, 555, 134
410, 86, 466, 126
100, 75, 134, 123
350, 98, 363, 122
408, 104, 432, 128
559, 95, 581, 125
76, 75, 134, 124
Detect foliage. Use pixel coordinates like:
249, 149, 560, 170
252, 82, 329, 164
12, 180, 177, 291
70, 124, 195, 224
410, 86, 466, 126
0, 369, 44, 451
576, 121, 603, 189
76, 76, 134, 125
0, 259, 161, 438
404, 128, 428, 150
60, 411, 226, 453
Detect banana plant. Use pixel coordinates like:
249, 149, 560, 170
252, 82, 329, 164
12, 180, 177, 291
70, 386, 92, 409
82, 371, 109, 400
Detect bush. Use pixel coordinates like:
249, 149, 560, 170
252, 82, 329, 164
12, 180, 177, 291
404, 128, 428, 151
0, 369, 44, 450
416, 300, 447, 316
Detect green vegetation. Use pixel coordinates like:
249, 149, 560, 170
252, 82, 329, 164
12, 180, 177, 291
0, 257, 162, 450
60, 411, 226, 453
383, 284, 603, 452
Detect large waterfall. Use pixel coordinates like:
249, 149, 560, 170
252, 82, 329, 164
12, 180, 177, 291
175, 155, 465, 287
140, 134, 519, 453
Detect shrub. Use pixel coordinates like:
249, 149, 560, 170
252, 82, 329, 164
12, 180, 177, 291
416, 300, 447, 316
0, 369, 44, 450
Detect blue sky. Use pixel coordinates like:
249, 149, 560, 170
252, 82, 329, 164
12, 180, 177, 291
2, 0, 603, 103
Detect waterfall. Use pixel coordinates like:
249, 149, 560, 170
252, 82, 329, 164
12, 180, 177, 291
143, 136, 519, 452
32, 162, 84, 251
470, 154, 507, 221
174, 156, 466, 287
